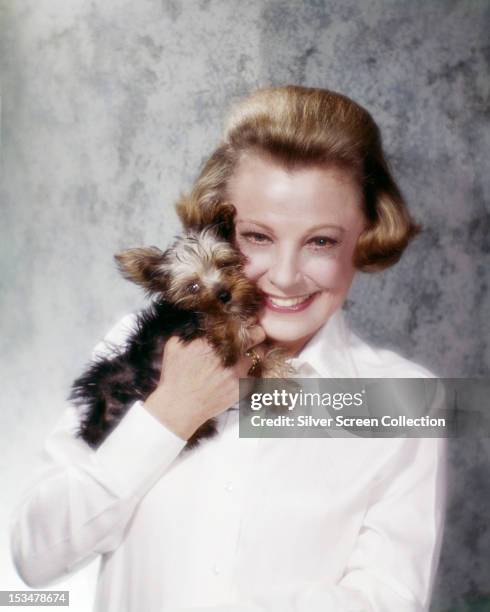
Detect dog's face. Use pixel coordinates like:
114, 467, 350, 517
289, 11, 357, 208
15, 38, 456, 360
115, 228, 263, 317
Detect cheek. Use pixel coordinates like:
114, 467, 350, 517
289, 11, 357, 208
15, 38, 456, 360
242, 250, 271, 281
303, 253, 356, 289
237, 241, 357, 288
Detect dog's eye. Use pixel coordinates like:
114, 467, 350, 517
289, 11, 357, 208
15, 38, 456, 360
186, 281, 201, 294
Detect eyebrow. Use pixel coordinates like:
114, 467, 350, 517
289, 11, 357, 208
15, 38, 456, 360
235, 219, 346, 234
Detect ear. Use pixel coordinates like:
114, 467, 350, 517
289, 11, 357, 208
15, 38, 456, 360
114, 246, 168, 294
175, 195, 236, 240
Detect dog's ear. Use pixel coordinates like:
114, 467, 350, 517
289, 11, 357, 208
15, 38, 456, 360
115, 247, 168, 294
176, 195, 236, 240
209, 201, 236, 240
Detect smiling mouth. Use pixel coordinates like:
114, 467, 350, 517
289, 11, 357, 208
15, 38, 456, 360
267, 293, 316, 306
264, 292, 319, 312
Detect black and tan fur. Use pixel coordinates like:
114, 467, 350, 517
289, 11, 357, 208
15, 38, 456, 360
70, 225, 288, 451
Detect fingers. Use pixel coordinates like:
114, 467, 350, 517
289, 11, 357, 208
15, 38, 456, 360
161, 336, 223, 384
166, 336, 215, 359
164, 330, 267, 382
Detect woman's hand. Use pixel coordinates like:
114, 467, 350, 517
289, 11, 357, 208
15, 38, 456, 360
144, 325, 266, 441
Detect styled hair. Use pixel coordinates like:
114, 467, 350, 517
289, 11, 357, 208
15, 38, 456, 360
176, 85, 420, 272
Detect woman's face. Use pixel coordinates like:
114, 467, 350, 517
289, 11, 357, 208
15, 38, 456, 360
227, 153, 366, 355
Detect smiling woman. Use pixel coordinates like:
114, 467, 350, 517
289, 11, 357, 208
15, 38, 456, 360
176, 85, 420, 355
11, 86, 447, 612
229, 155, 365, 354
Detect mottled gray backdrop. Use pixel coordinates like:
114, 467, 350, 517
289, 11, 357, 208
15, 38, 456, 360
1, 1, 488, 610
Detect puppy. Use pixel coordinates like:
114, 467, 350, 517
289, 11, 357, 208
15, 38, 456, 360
70, 227, 290, 451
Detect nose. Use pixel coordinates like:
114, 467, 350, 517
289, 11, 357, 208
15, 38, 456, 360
216, 287, 231, 303
267, 248, 303, 292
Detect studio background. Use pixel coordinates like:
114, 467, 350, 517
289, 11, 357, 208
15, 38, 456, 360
1, 1, 488, 611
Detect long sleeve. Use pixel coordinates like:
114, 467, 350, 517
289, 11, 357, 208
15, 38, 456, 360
177, 435, 448, 612
10, 315, 187, 588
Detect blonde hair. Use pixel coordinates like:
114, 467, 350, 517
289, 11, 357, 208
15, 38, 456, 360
176, 85, 420, 272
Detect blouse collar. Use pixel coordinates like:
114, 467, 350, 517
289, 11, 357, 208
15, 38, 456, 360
288, 308, 360, 378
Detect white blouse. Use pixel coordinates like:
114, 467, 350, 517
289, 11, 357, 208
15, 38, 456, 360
10, 309, 448, 612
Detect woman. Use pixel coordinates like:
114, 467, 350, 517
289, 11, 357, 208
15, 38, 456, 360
11, 86, 447, 612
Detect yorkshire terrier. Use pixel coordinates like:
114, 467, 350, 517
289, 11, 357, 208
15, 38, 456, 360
70, 223, 291, 451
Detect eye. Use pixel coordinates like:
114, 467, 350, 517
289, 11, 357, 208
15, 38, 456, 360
186, 281, 201, 294
240, 231, 272, 245
307, 236, 339, 249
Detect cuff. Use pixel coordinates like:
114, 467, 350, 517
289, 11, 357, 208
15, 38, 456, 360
93, 400, 187, 498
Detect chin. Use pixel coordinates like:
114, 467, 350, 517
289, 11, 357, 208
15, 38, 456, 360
259, 314, 322, 346
258, 291, 341, 348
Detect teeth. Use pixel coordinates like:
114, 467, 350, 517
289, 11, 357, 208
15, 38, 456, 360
268, 293, 315, 307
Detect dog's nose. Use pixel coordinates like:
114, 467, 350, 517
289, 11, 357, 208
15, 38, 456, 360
217, 288, 231, 303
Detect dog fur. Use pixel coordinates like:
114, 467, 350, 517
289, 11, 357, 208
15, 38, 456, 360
70, 225, 289, 451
